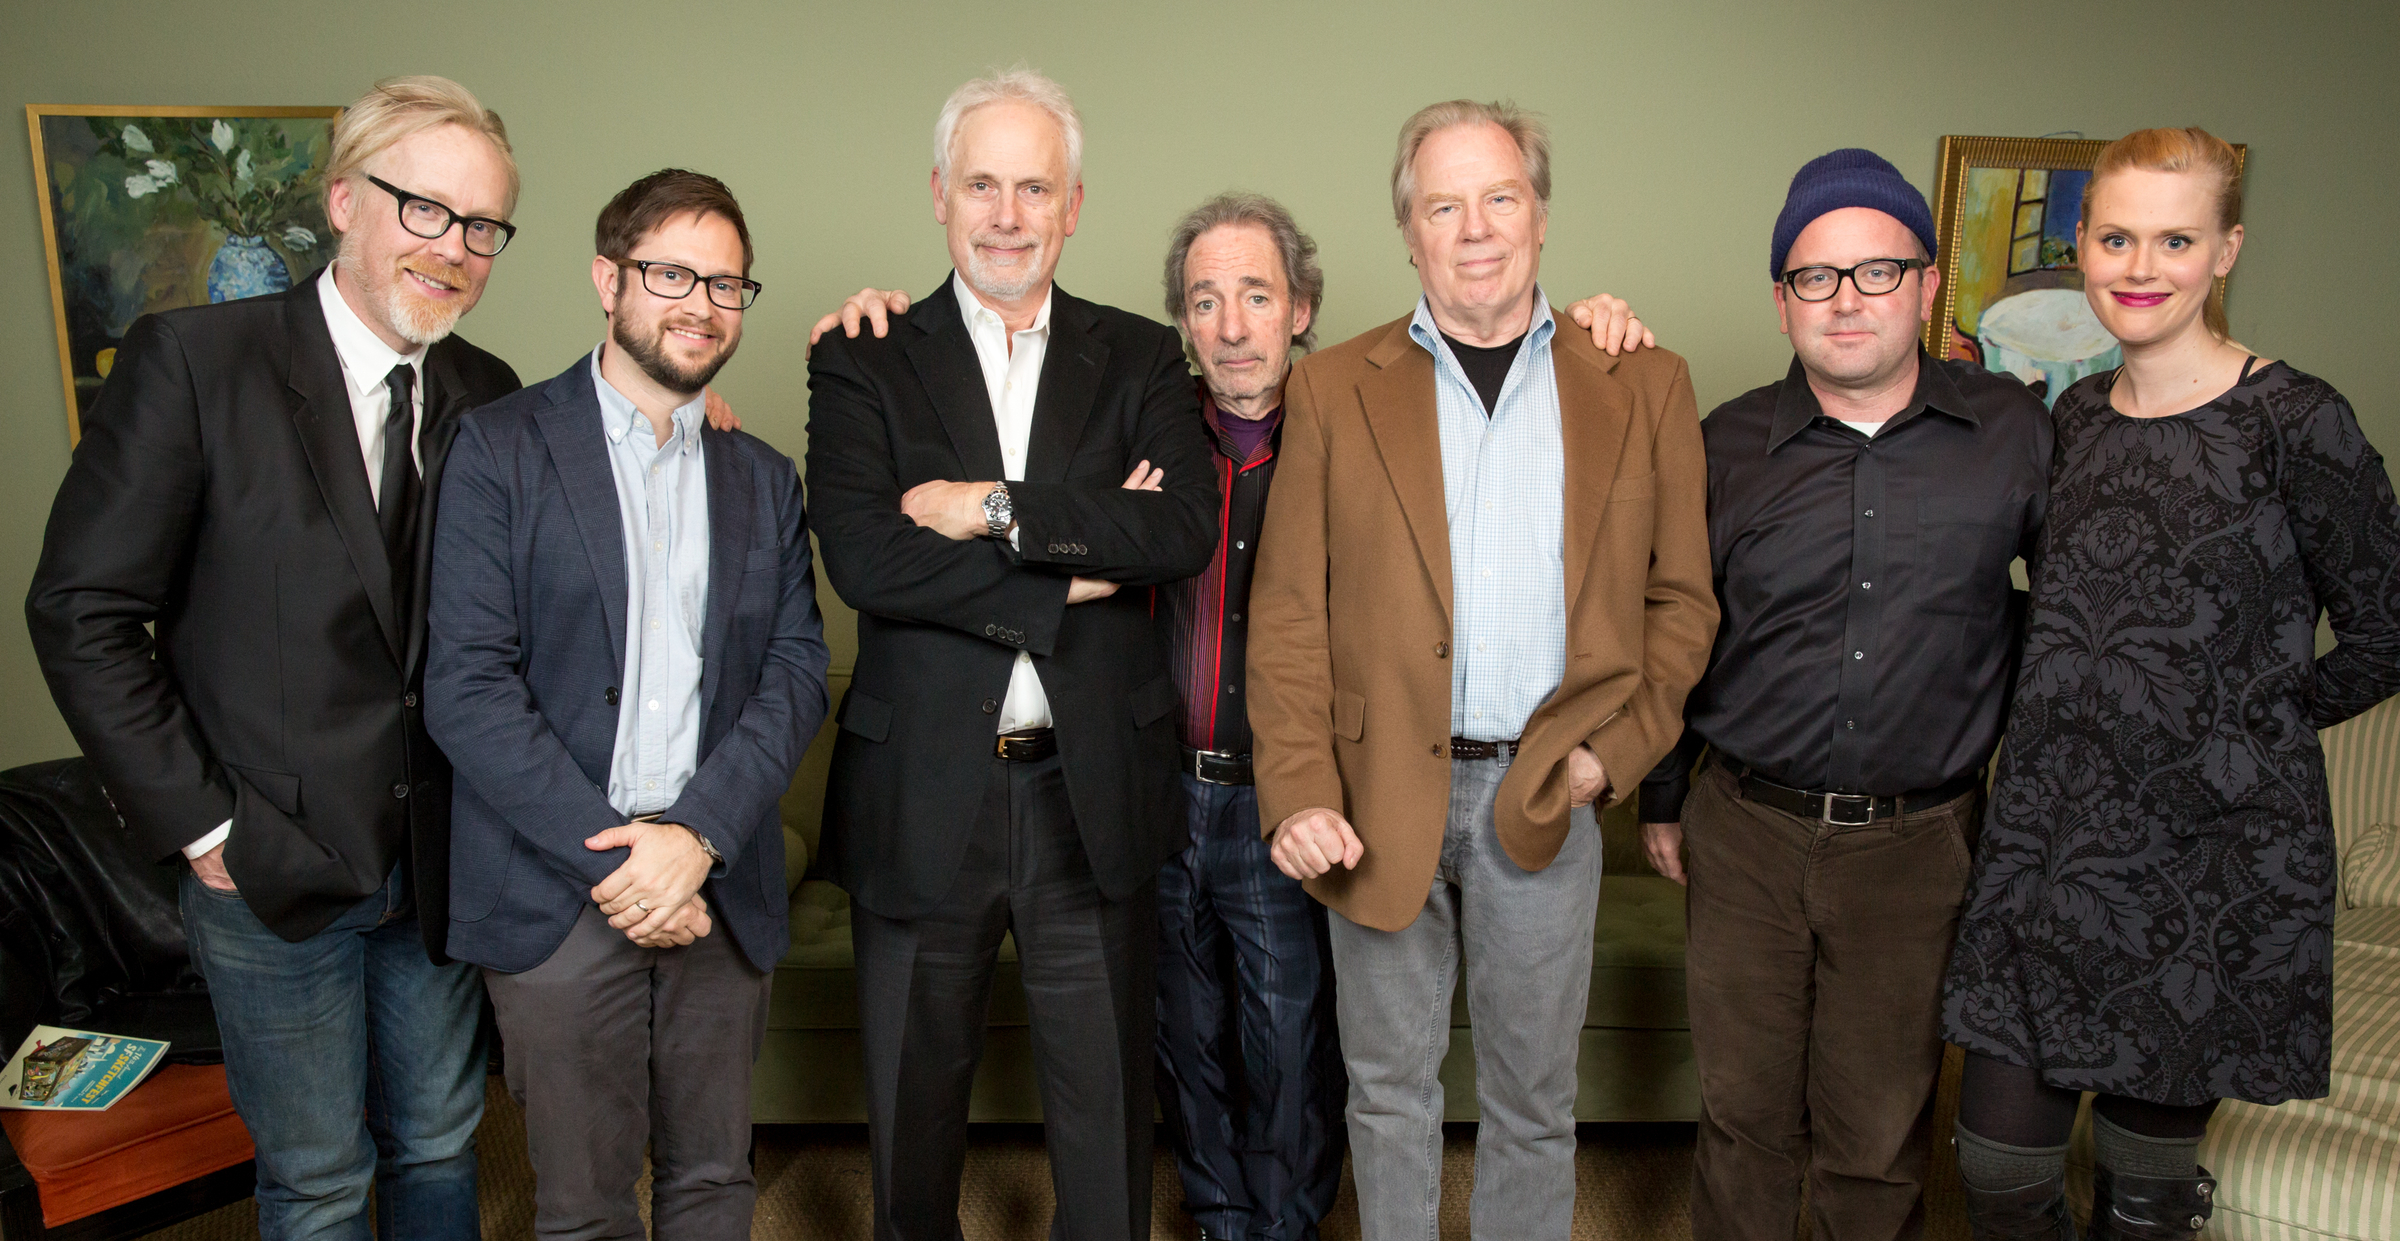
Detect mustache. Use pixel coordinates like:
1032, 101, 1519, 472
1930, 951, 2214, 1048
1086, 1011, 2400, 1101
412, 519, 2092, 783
1209, 349, 1270, 367
398, 255, 469, 291
970, 229, 1040, 253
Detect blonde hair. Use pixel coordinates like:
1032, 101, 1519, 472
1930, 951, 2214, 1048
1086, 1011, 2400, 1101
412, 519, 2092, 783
324, 75, 519, 219
1390, 100, 1550, 226
2082, 126, 2242, 339
934, 67, 1083, 188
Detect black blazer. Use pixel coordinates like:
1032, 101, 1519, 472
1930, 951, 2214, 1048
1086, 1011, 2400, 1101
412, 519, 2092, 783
805, 277, 1221, 919
26, 274, 520, 955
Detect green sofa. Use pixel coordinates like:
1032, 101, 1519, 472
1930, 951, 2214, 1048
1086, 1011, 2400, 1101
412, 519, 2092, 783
752, 675, 1699, 1124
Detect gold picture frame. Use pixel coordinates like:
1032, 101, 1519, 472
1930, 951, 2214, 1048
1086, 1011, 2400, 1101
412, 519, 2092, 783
1923, 134, 2245, 404
28, 104, 340, 444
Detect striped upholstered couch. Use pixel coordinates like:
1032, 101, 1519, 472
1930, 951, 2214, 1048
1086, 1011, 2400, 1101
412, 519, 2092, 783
2196, 696, 2400, 1239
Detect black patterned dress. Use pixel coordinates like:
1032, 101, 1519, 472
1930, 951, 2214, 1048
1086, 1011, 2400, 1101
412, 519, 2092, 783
1942, 360, 2400, 1105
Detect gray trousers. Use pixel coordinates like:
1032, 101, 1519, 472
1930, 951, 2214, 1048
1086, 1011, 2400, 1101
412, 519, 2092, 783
1328, 752, 1603, 1241
483, 901, 773, 1241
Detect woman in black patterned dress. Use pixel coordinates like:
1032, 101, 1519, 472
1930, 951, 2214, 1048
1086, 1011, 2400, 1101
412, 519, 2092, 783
1942, 128, 2400, 1241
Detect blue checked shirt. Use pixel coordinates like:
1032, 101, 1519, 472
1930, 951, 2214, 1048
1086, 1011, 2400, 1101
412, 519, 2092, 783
591, 347, 712, 818
1409, 293, 1567, 742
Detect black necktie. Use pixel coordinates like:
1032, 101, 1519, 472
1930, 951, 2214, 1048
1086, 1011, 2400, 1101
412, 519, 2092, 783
378, 363, 422, 614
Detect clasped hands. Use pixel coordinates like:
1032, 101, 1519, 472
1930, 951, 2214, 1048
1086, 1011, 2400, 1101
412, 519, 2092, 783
899, 461, 1164, 605
585, 819, 716, 947
1268, 744, 1608, 881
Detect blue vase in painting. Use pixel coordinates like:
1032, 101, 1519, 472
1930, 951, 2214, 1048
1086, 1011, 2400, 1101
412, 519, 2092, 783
207, 234, 290, 303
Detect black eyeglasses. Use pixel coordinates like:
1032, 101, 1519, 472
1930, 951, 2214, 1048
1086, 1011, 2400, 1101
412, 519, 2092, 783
1781, 257, 1924, 302
615, 259, 762, 311
366, 175, 517, 257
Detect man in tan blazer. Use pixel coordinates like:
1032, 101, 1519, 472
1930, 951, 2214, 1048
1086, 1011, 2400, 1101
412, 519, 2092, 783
1247, 99, 1716, 1238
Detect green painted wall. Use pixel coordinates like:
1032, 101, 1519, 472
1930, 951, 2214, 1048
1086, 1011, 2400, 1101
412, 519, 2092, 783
2, 0, 2393, 767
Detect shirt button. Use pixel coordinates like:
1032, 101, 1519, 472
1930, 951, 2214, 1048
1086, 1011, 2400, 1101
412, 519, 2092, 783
1478, 641, 1487, 652
652, 620, 662, 630
1480, 569, 1491, 578
651, 465, 660, 476
1847, 720, 1857, 729
1854, 651, 1865, 660
1864, 509, 1875, 518
1861, 582, 1872, 590
1226, 684, 1238, 695
1230, 613, 1242, 623
645, 781, 656, 790
392, 782, 410, 799
648, 699, 660, 710
403, 692, 418, 708
654, 541, 663, 551
1235, 541, 1246, 550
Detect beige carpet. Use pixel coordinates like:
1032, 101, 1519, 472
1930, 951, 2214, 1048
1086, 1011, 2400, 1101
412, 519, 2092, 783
145, 1050, 1972, 1239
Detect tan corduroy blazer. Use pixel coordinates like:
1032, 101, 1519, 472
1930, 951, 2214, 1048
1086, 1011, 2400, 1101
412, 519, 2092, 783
1247, 309, 1718, 932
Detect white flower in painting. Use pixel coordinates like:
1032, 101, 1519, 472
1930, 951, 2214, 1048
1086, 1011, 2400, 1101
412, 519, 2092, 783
124, 159, 180, 198
120, 125, 153, 154
234, 148, 254, 189
281, 224, 317, 250
210, 119, 236, 153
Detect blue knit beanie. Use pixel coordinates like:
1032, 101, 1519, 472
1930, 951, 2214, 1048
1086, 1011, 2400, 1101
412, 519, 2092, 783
1769, 149, 1938, 280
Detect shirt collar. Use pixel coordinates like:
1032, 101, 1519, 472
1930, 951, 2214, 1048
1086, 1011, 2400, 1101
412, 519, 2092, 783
317, 265, 427, 401
589, 346, 706, 452
1766, 347, 1980, 453
1197, 379, 1282, 467
1406, 287, 1556, 361
953, 270, 1052, 341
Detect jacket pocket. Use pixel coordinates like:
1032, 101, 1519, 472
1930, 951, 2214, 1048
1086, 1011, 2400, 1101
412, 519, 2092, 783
1130, 674, 1176, 728
839, 689, 893, 743
1333, 690, 1365, 742
224, 763, 301, 818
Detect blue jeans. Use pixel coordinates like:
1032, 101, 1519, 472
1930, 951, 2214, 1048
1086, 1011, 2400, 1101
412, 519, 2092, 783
181, 866, 486, 1241
1157, 774, 1345, 1241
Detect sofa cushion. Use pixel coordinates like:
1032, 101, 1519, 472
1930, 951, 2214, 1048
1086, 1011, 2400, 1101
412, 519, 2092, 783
2344, 823, 2400, 909
0, 1063, 252, 1227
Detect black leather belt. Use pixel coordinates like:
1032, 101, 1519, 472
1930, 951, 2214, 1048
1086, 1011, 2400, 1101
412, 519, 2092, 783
1447, 736, 1521, 761
995, 728, 1058, 762
1726, 760, 1982, 826
1182, 747, 1254, 785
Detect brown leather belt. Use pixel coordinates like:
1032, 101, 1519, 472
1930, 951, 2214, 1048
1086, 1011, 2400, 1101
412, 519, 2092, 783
995, 728, 1058, 762
1447, 736, 1521, 761
1725, 760, 1982, 826
1182, 747, 1254, 786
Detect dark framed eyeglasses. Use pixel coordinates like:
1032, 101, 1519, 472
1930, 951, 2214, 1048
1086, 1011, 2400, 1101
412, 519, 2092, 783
366, 175, 516, 257
1780, 257, 1925, 302
616, 259, 762, 311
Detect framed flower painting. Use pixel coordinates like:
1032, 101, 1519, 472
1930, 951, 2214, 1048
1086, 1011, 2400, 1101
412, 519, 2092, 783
1923, 134, 2245, 407
27, 105, 340, 443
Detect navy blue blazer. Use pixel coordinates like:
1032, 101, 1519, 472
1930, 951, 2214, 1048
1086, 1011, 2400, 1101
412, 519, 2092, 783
426, 356, 830, 973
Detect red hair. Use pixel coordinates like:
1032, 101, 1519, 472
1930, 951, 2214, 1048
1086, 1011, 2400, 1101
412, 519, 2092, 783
2082, 127, 2243, 340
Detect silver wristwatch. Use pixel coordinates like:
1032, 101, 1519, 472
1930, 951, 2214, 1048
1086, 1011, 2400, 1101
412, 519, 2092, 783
982, 481, 1014, 538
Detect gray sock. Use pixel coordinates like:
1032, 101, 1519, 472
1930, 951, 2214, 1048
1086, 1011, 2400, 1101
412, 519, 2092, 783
1955, 1120, 2069, 1190
2093, 1112, 2204, 1179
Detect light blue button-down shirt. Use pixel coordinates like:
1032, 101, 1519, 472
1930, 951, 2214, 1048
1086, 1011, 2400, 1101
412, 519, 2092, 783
591, 347, 711, 818
1410, 292, 1567, 741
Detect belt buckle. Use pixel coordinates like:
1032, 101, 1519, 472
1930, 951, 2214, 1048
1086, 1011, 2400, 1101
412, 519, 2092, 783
1820, 792, 1876, 827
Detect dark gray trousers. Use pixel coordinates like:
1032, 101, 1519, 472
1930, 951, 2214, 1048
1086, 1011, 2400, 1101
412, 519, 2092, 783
483, 900, 773, 1241
851, 751, 1157, 1241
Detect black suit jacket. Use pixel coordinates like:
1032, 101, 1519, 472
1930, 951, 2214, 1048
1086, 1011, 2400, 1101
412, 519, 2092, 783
805, 277, 1220, 919
26, 273, 521, 955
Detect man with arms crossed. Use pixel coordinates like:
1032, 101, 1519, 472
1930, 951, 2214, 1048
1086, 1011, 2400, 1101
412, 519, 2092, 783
1636, 150, 2050, 1241
27, 76, 522, 1240
426, 169, 829, 1238
804, 69, 1220, 1240
1247, 100, 1716, 1238
812, 214, 1655, 1241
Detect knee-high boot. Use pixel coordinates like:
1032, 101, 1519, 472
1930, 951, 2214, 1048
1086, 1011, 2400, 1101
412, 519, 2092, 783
1960, 1170, 2078, 1241
2087, 1165, 2215, 1241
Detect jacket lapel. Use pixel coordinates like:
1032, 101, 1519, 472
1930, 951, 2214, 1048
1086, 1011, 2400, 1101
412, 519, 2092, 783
697, 425, 750, 729
533, 362, 630, 674
1356, 319, 1454, 623
1023, 290, 1107, 483
904, 279, 1008, 482
403, 346, 474, 676
283, 284, 404, 664
1550, 322, 1632, 622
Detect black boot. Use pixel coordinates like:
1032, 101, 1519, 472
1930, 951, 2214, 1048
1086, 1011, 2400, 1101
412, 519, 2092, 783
2088, 1164, 2217, 1240
1961, 1171, 2078, 1241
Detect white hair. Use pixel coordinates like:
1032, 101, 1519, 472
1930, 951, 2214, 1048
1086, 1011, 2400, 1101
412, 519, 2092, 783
933, 67, 1083, 188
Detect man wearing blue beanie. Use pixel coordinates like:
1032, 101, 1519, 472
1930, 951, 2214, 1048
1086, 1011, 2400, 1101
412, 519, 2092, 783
1636, 150, 2054, 1240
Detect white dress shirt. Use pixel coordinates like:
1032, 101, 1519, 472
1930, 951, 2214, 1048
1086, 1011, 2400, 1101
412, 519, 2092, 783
954, 271, 1055, 733
183, 266, 427, 859
591, 347, 711, 819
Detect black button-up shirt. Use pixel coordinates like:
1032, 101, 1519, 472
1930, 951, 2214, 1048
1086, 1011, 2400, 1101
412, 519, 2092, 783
1165, 386, 1280, 755
1639, 351, 2052, 821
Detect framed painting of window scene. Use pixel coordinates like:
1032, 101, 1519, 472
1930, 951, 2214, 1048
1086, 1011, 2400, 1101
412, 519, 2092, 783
28, 105, 340, 443
1923, 134, 2246, 406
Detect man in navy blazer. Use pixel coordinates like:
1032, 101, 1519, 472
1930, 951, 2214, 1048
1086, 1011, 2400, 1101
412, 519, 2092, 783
426, 170, 827, 1239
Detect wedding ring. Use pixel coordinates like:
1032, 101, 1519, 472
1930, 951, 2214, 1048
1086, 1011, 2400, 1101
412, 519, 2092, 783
636, 899, 652, 912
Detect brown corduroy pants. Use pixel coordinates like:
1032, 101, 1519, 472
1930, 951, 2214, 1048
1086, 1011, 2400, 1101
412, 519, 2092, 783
1681, 760, 1979, 1241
